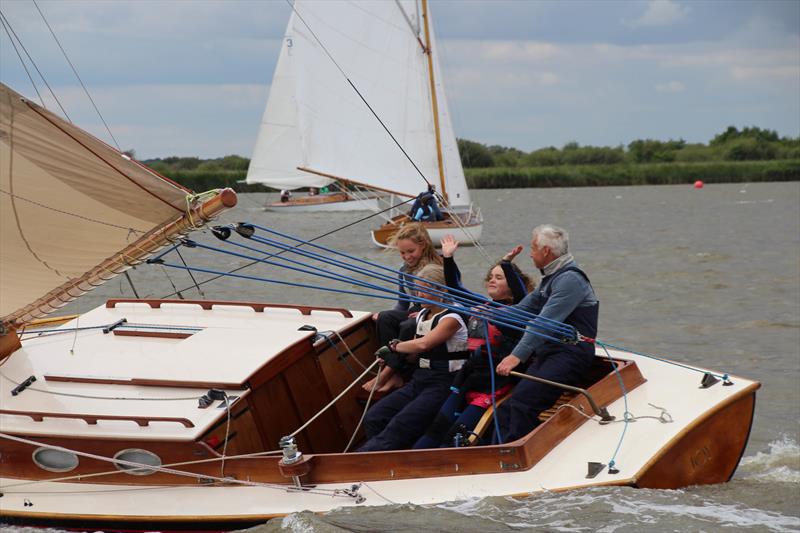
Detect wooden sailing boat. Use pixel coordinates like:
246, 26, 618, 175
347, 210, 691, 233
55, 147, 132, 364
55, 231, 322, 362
0, 2, 760, 529
246, 0, 483, 246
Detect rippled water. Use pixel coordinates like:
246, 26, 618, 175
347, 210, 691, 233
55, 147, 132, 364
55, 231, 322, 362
8, 182, 800, 532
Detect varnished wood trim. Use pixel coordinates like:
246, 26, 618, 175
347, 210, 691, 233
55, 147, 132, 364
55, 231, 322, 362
106, 298, 353, 318
113, 330, 193, 339
632, 382, 760, 488
0, 409, 194, 428
371, 213, 481, 245
1, 330, 21, 359
1, 358, 644, 486
0, 509, 286, 525
43, 374, 244, 390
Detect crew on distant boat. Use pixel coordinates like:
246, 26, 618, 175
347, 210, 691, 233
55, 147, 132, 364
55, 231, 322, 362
413, 235, 533, 448
362, 223, 443, 394
409, 185, 444, 222
359, 264, 469, 451
495, 224, 599, 442
280, 189, 292, 203
308, 187, 319, 196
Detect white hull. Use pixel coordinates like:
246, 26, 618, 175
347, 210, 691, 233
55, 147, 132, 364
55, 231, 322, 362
0, 300, 758, 528
370, 222, 484, 248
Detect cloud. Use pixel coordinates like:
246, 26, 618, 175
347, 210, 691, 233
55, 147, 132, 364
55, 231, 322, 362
731, 65, 800, 80
655, 81, 686, 93
477, 41, 561, 62
625, 0, 691, 28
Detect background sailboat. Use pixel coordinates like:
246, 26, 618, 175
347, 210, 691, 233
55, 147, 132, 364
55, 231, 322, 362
246, 0, 483, 246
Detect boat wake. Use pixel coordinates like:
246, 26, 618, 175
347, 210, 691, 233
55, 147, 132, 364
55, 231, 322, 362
738, 435, 800, 483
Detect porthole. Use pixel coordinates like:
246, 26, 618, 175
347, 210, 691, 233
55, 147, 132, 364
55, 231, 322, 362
113, 448, 162, 476
32, 447, 79, 473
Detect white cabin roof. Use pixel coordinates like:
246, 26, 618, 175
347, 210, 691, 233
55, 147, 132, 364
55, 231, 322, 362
0, 301, 370, 441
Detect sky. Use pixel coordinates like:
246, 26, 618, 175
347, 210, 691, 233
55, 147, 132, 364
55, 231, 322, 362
1, 0, 798, 159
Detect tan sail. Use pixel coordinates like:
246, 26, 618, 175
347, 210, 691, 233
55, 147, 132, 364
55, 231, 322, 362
0, 83, 236, 327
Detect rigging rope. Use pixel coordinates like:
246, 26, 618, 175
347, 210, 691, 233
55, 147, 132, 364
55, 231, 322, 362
0, 432, 360, 500
159, 196, 414, 298
0, 9, 69, 118
32, 0, 121, 149
154, 222, 735, 381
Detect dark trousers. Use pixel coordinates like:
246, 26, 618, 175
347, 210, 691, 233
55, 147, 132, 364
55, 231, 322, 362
359, 369, 454, 451
376, 309, 417, 346
495, 351, 594, 443
413, 390, 487, 449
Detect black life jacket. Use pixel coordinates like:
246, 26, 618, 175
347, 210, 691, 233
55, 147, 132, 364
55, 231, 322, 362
466, 316, 518, 363
415, 309, 469, 361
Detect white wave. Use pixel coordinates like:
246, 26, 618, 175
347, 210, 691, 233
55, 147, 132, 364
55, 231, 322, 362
739, 434, 800, 483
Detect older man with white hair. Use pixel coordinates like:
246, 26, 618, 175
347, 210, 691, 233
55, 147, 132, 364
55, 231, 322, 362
495, 224, 599, 443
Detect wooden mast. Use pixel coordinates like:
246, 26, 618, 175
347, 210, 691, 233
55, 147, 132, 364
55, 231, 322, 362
420, 0, 447, 203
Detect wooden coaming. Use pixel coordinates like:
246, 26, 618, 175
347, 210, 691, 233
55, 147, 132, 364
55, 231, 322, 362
1, 356, 645, 486
106, 298, 353, 318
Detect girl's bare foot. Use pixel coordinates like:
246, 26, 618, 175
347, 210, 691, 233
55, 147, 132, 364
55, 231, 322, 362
377, 372, 403, 392
362, 376, 378, 392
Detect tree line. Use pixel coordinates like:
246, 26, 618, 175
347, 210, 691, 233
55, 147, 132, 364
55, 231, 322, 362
457, 126, 799, 168
140, 126, 799, 191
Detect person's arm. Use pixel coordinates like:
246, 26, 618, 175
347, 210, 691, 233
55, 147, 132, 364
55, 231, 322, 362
441, 235, 485, 305
393, 315, 461, 354
499, 245, 527, 303
497, 272, 590, 374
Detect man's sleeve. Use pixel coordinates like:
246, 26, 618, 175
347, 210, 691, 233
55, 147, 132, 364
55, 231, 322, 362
511, 272, 588, 363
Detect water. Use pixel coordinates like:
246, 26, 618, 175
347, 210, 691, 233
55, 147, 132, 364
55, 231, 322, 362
12, 182, 800, 531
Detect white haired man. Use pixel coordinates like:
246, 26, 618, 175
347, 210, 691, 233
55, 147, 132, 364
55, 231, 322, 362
495, 224, 599, 442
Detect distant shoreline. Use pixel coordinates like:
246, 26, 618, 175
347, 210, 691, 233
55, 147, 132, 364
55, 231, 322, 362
152, 159, 800, 193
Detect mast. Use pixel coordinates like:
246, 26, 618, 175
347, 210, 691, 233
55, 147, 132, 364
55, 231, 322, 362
420, 0, 448, 203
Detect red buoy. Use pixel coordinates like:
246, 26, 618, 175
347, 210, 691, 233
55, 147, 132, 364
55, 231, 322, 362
694, 180, 704, 189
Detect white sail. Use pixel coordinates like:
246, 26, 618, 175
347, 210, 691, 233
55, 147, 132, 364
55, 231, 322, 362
246, 0, 471, 206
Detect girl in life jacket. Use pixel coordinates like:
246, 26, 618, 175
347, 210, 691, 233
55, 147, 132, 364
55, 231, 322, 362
363, 223, 442, 394
412, 234, 533, 449
359, 264, 470, 451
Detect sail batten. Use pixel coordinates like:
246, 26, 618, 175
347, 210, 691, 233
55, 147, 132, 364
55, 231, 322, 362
246, 0, 470, 206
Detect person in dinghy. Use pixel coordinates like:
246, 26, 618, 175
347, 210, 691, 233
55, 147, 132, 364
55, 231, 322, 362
408, 184, 444, 222
495, 224, 599, 443
358, 264, 469, 451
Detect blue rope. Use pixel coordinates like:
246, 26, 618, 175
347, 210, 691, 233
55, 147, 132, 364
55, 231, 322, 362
159, 254, 572, 347
174, 238, 573, 346
248, 224, 577, 336
161, 224, 735, 383
601, 343, 630, 473
484, 320, 503, 445
239, 232, 575, 339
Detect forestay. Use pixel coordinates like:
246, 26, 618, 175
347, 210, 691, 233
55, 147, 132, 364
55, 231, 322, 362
0, 83, 190, 325
246, 0, 470, 207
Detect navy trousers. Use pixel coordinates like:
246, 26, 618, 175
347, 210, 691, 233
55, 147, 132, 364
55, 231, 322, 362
413, 390, 487, 449
359, 369, 454, 451
376, 309, 417, 346
495, 351, 594, 443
